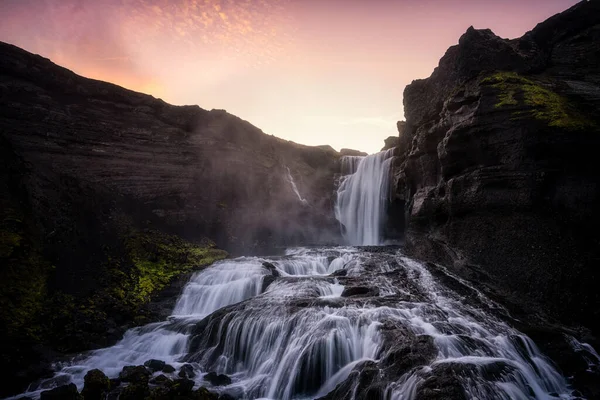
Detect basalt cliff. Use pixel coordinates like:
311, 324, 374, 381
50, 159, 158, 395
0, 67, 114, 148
391, 0, 600, 335
0, 41, 340, 395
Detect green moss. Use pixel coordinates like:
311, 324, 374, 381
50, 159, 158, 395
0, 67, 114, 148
0, 230, 22, 258
481, 71, 594, 130
121, 229, 227, 307
0, 241, 51, 341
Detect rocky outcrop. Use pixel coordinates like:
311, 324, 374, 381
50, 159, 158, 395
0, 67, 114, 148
0, 41, 340, 396
390, 1, 600, 333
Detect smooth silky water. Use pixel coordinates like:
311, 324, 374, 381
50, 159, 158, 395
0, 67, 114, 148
12, 150, 599, 399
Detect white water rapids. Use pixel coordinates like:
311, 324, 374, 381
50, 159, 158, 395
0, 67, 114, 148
16, 246, 594, 400
11, 150, 598, 399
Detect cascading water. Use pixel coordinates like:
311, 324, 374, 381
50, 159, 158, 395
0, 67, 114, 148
16, 246, 597, 400
11, 154, 598, 400
335, 149, 394, 245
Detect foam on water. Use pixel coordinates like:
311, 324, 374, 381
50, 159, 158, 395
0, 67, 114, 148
15, 248, 595, 400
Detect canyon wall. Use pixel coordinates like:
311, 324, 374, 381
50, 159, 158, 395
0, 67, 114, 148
391, 0, 600, 332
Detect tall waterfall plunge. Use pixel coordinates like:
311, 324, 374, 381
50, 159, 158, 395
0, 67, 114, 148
335, 149, 394, 245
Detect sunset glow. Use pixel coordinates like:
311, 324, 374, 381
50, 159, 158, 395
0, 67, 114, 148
0, 0, 579, 153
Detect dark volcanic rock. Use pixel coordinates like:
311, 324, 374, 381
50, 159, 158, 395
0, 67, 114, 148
119, 366, 151, 383
40, 383, 81, 400
204, 372, 232, 386
82, 369, 110, 400
340, 286, 379, 297
149, 374, 172, 387
162, 364, 176, 374
390, 0, 600, 338
144, 359, 166, 372
178, 364, 196, 379
381, 136, 400, 151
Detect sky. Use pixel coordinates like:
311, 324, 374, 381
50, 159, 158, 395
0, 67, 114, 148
0, 0, 580, 153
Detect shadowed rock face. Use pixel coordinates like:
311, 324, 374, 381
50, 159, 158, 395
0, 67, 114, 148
0, 41, 341, 396
390, 1, 600, 332
0, 41, 341, 254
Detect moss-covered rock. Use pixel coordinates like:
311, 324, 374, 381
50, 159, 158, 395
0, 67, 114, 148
481, 71, 594, 130
82, 369, 111, 400
122, 227, 227, 308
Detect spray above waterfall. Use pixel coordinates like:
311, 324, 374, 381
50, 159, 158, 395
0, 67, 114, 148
335, 149, 394, 245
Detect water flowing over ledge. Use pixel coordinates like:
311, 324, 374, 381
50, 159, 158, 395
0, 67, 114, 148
335, 149, 394, 246
14, 246, 596, 400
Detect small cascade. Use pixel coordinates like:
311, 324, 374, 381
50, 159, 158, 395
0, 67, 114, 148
335, 149, 394, 245
285, 166, 308, 206
15, 247, 596, 400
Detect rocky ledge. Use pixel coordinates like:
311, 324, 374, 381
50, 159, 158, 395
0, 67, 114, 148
390, 0, 600, 334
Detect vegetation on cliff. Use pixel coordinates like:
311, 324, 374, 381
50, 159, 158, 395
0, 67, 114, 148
481, 71, 594, 130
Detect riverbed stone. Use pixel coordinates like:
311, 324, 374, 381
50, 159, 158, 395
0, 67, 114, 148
82, 369, 110, 400
40, 383, 81, 400
119, 366, 151, 383
204, 372, 232, 386
144, 359, 166, 372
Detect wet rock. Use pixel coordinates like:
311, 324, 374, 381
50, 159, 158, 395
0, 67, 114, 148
149, 374, 172, 387
161, 364, 176, 373
330, 269, 347, 277
415, 364, 469, 400
178, 364, 196, 379
40, 383, 82, 400
195, 387, 219, 399
378, 328, 437, 378
119, 365, 151, 383
218, 394, 235, 400
262, 262, 280, 277
316, 361, 385, 400
204, 372, 232, 386
261, 275, 277, 292
341, 286, 379, 297
172, 378, 195, 394
119, 383, 150, 400
144, 359, 166, 372
82, 369, 111, 400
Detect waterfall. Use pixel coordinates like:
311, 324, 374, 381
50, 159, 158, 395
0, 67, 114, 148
16, 246, 594, 400
285, 166, 308, 206
335, 149, 394, 245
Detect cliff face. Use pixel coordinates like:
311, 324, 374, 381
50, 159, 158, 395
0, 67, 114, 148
0, 42, 340, 395
0, 41, 340, 254
392, 1, 600, 331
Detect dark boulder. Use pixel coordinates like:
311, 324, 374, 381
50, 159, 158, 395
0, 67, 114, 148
144, 359, 166, 372
82, 369, 111, 400
172, 378, 195, 395
40, 383, 81, 400
261, 275, 277, 292
119, 366, 151, 383
178, 364, 196, 379
149, 374, 173, 387
162, 364, 176, 374
204, 372, 232, 386
330, 269, 347, 277
119, 383, 150, 400
341, 286, 379, 297
261, 262, 280, 277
